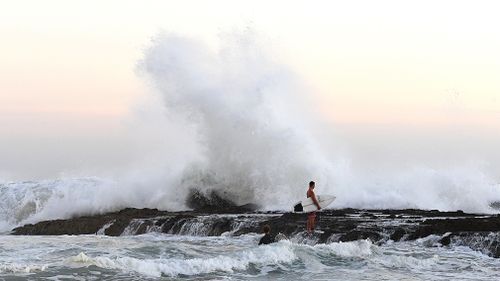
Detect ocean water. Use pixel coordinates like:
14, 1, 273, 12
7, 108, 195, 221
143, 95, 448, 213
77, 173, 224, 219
1, 233, 500, 280
2, 27, 500, 281
2, 178, 500, 280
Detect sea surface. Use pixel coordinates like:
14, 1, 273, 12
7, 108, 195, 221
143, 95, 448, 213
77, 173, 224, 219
1, 232, 500, 280
2, 179, 500, 280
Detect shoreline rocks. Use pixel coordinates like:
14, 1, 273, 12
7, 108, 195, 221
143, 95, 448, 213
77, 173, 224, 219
11, 208, 500, 257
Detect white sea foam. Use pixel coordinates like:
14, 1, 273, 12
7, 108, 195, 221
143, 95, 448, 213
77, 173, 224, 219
2, 233, 500, 280
64, 240, 381, 277
0, 176, 186, 232
1, 31, 500, 231
67, 242, 297, 277
96, 220, 115, 235
138, 31, 500, 213
310, 239, 377, 258
138, 31, 336, 209
0, 263, 47, 273
0, 178, 120, 231
375, 254, 439, 270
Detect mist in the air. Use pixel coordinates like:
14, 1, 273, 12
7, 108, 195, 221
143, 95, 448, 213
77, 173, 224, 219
1, 30, 500, 232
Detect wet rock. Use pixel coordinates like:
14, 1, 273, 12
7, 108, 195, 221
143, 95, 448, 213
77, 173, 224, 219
390, 227, 406, 241
446, 232, 500, 257
13, 218, 103, 235
439, 233, 453, 246
361, 212, 377, 219
104, 218, 131, 236
186, 189, 258, 213
12, 208, 171, 236
407, 226, 434, 240
340, 230, 382, 242
421, 217, 500, 233
257, 213, 306, 237
209, 218, 233, 236
164, 215, 196, 234
12, 207, 500, 258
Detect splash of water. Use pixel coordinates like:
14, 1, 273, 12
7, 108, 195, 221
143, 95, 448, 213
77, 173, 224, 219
138, 31, 336, 209
1, 31, 499, 231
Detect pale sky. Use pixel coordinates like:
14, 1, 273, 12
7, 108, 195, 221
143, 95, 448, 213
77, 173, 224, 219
1, 0, 499, 179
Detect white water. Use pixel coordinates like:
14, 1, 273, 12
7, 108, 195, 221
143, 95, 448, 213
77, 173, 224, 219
138, 31, 336, 209
1, 233, 499, 280
1, 32, 500, 230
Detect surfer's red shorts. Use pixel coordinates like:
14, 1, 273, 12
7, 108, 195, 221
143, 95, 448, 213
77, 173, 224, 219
308, 212, 316, 218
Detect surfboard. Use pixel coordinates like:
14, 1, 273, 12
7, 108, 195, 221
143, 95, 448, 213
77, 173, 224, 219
293, 194, 336, 213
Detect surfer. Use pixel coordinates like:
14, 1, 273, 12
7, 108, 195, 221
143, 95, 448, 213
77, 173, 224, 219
306, 181, 321, 233
258, 225, 273, 245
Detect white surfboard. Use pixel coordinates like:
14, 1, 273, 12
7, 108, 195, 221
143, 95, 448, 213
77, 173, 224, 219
293, 194, 336, 213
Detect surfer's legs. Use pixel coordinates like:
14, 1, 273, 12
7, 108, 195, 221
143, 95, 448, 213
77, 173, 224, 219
306, 212, 316, 233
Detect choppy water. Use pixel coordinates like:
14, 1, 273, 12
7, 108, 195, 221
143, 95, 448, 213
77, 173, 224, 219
1, 233, 500, 280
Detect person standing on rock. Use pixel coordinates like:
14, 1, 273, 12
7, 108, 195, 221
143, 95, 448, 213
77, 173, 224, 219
306, 181, 321, 233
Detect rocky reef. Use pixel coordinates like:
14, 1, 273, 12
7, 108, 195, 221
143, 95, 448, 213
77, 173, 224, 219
11, 207, 500, 257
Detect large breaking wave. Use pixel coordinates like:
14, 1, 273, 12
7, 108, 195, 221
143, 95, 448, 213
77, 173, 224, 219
1, 31, 499, 231
138, 32, 335, 208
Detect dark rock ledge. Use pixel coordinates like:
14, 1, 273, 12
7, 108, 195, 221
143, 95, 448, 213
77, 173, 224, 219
11, 208, 500, 257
